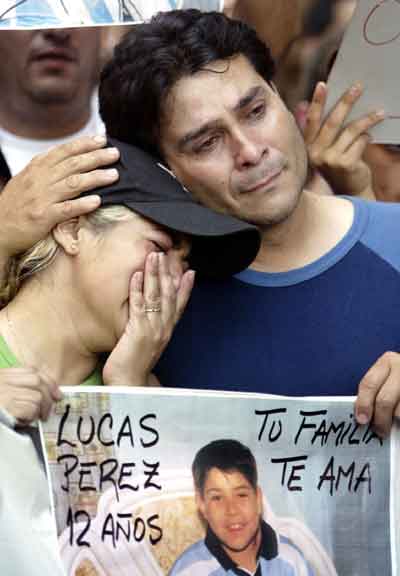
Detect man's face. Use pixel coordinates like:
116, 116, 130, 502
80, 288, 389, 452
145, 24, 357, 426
0, 28, 100, 107
196, 468, 262, 560
160, 55, 308, 228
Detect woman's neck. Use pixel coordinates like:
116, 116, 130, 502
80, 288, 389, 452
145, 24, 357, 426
0, 280, 99, 386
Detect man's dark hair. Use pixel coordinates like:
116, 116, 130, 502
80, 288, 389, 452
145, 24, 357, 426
99, 9, 275, 158
192, 439, 258, 494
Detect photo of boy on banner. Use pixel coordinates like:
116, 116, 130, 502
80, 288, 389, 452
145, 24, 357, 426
169, 438, 330, 576
42, 389, 396, 576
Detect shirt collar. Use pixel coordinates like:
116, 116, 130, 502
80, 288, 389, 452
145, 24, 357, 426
204, 519, 278, 574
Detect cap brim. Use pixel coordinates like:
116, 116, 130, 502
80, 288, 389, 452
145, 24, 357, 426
119, 200, 260, 277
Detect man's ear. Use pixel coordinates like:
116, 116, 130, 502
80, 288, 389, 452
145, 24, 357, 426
195, 490, 207, 521
52, 217, 82, 256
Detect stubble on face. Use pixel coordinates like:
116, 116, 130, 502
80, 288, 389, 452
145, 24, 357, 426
160, 56, 308, 231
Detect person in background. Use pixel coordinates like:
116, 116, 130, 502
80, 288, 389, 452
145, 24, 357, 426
223, 0, 314, 61
279, 0, 400, 203
0, 27, 104, 175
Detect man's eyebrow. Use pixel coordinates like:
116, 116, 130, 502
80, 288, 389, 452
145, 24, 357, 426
178, 85, 266, 151
178, 120, 220, 151
233, 85, 266, 112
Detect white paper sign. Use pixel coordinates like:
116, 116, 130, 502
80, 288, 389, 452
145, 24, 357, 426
0, 0, 223, 29
326, 0, 400, 143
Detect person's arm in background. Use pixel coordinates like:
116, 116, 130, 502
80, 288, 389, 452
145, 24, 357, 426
302, 82, 384, 199
0, 135, 119, 296
224, 0, 313, 60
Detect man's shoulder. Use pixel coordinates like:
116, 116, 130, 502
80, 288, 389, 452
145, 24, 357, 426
168, 539, 224, 576
355, 198, 400, 273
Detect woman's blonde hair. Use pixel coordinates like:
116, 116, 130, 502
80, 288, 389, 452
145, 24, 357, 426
0, 206, 132, 308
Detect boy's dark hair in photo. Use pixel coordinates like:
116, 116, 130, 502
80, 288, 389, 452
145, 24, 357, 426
192, 439, 258, 495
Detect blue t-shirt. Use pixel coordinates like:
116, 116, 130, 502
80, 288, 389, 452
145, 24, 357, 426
156, 198, 400, 395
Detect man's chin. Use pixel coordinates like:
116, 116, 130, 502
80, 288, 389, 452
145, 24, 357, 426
29, 82, 81, 105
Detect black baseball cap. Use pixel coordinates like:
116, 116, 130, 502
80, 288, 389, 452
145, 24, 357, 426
87, 138, 260, 277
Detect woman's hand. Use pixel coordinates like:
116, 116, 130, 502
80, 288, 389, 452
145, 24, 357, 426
102, 251, 195, 387
0, 368, 61, 426
303, 82, 384, 199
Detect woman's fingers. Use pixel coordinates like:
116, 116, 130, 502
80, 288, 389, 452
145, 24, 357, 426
176, 270, 195, 322
159, 252, 177, 326
129, 270, 145, 317
143, 253, 161, 308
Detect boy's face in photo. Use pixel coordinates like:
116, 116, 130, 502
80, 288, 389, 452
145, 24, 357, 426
196, 467, 263, 560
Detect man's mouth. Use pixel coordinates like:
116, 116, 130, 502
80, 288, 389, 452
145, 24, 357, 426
30, 48, 76, 64
241, 168, 283, 194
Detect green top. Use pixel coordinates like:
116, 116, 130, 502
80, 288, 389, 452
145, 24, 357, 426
0, 333, 103, 386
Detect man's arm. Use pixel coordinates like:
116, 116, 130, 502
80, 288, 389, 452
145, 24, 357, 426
0, 135, 119, 289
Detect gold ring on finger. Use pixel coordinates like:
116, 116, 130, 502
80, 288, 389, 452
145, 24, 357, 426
144, 306, 161, 313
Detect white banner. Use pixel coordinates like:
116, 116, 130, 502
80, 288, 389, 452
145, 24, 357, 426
0, 0, 223, 29
39, 387, 400, 576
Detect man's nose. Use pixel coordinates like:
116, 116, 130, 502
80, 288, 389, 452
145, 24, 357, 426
231, 129, 267, 169
41, 28, 71, 44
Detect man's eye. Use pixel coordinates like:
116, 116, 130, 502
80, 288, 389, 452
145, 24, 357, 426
195, 135, 219, 154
